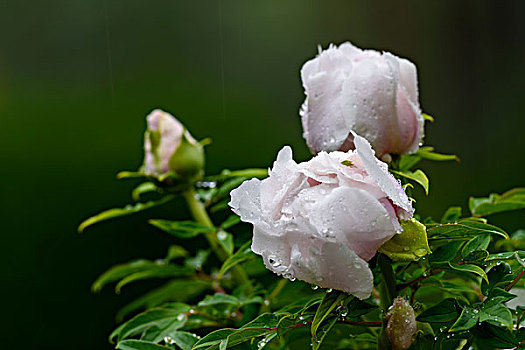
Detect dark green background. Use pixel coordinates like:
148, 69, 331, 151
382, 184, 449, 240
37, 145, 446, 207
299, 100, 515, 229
1, 1, 524, 348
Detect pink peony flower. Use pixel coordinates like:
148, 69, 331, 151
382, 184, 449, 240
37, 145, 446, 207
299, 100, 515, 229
229, 133, 413, 298
300, 42, 424, 159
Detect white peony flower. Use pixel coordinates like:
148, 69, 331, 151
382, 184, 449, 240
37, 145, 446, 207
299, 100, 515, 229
229, 133, 413, 299
300, 42, 424, 159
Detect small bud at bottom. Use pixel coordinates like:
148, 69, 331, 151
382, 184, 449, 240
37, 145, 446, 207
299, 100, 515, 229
386, 297, 417, 350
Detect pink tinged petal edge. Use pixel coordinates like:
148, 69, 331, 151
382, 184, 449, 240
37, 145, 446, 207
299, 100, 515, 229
143, 109, 184, 174
352, 132, 413, 214
395, 87, 423, 154
381, 53, 424, 155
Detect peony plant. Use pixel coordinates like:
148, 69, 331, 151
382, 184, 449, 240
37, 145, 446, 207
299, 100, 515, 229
80, 42, 525, 350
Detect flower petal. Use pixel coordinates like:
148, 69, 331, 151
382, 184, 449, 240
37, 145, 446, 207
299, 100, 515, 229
353, 132, 413, 214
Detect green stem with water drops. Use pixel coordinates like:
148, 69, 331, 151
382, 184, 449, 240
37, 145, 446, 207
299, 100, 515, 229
182, 188, 251, 289
377, 253, 396, 350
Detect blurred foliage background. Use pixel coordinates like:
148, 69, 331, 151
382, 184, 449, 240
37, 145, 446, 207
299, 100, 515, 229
1, 1, 524, 349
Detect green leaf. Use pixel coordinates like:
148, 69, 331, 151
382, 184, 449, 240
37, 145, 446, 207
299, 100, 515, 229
449, 307, 479, 332
205, 168, 268, 182
213, 178, 249, 202
222, 328, 274, 349
311, 291, 347, 341
441, 206, 462, 223
398, 154, 421, 171
390, 169, 429, 195
78, 195, 175, 232
479, 303, 513, 329
515, 251, 525, 268
198, 294, 240, 308
482, 262, 514, 295
242, 313, 280, 328
485, 288, 516, 304
116, 340, 173, 350
219, 241, 256, 278
496, 229, 525, 251
165, 332, 200, 350
312, 316, 338, 350
208, 314, 279, 349
184, 250, 210, 271
447, 262, 488, 283
469, 188, 525, 217
115, 264, 193, 293
117, 171, 149, 180
426, 219, 508, 240
471, 324, 519, 349
462, 250, 489, 263
346, 298, 377, 318
428, 241, 463, 263
417, 298, 459, 323
487, 250, 525, 261
210, 200, 230, 213
116, 304, 189, 342
461, 234, 491, 258
378, 218, 431, 261
149, 220, 215, 239
216, 230, 234, 255
192, 329, 236, 349
165, 245, 190, 261
92, 259, 159, 293
220, 215, 241, 230
117, 279, 211, 321
415, 146, 459, 162
132, 182, 159, 201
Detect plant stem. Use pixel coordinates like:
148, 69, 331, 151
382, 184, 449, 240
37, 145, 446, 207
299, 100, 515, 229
182, 187, 251, 289
377, 253, 396, 350
397, 268, 443, 291
505, 267, 525, 291
183, 188, 226, 258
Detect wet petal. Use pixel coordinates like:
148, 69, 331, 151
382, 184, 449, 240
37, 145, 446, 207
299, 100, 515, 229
353, 132, 413, 213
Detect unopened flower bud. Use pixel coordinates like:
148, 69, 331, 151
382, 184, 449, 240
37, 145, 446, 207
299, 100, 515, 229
143, 109, 204, 180
300, 42, 425, 158
386, 297, 417, 350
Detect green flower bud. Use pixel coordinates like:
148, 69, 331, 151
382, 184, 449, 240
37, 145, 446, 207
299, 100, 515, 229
386, 297, 417, 350
168, 130, 205, 179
